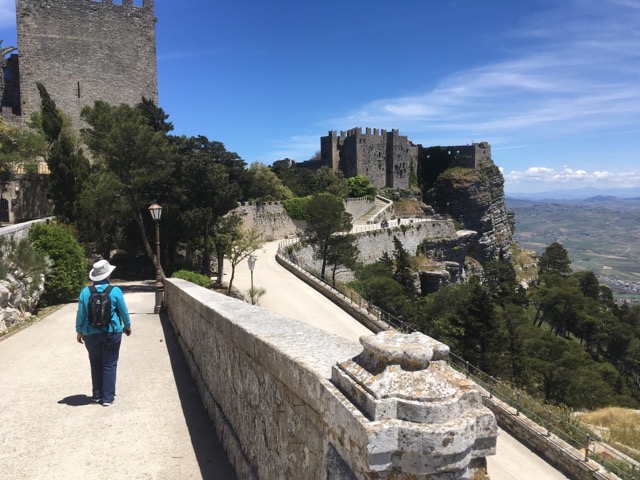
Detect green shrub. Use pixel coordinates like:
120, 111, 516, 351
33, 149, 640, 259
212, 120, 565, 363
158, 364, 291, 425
28, 222, 86, 304
172, 269, 211, 288
282, 196, 311, 220
347, 175, 376, 198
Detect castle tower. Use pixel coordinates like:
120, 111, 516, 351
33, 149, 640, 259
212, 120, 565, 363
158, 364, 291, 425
15, 0, 158, 128
319, 128, 417, 189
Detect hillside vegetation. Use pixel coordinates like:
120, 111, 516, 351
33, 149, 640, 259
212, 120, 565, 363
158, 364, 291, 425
349, 238, 640, 411
508, 197, 640, 302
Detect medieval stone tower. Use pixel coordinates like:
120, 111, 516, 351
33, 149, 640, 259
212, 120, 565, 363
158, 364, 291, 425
319, 128, 418, 189
12, 0, 158, 128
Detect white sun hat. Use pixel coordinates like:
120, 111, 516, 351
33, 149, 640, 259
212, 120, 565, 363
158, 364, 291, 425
89, 259, 116, 281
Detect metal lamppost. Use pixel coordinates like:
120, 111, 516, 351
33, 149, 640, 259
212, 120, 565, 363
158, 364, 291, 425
148, 203, 163, 314
247, 254, 257, 305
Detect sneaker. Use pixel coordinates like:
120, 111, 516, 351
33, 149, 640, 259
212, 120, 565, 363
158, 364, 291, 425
102, 399, 114, 407
90, 396, 102, 403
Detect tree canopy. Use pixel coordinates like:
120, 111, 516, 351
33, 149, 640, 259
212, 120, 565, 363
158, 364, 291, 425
302, 192, 353, 281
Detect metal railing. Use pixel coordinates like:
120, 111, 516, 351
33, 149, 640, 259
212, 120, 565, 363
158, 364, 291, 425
448, 353, 639, 479
277, 238, 639, 480
350, 217, 434, 234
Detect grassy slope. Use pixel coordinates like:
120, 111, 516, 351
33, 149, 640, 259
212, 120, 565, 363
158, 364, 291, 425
580, 407, 640, 458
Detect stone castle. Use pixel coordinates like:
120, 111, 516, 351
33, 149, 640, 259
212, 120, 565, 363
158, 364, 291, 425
1, 0, 158, 129
320, 128, 418, 189
297, 127, 492, 189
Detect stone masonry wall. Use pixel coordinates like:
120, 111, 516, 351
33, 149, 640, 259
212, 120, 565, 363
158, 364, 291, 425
15, 0, 157, 129
289, 220, 458, 272
233, 202, 304, 240
343, 197, 375, 223
164, 278, 497, 479
165, 278, 365, 479
233, 198, 375, 241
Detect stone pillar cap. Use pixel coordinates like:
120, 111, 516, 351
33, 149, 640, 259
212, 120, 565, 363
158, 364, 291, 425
360, 331, 449, 371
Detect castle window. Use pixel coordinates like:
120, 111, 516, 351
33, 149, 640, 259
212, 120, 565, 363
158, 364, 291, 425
77, 82, 81, 98
0, 198, 9, 224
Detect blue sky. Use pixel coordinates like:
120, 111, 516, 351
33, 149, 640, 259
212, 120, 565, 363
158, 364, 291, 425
2, 0, 640, 195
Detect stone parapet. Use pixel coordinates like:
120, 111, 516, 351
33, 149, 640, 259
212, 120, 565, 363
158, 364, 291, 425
164, 278, 497, 479
0, 217, 52, 241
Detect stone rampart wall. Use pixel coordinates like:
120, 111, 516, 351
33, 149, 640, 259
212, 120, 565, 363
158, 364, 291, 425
343, 198, 374, 223
284, 220, 458, 283
165, 278, 367, 479
295, 220, 456, 269
355, 220, 457, 263
233, 202, 304, 240
164, 278, 497, 479
233, 198, 377, 241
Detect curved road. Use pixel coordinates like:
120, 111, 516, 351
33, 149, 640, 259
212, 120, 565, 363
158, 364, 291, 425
231, 241, 570, 480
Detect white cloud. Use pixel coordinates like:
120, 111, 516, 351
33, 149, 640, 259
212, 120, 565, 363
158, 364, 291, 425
0, 0, 14, 29
504, 166, 640, 189
329, 0, 640, 150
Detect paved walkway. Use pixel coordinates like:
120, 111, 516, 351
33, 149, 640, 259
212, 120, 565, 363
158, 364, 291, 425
0, 283, 236, 480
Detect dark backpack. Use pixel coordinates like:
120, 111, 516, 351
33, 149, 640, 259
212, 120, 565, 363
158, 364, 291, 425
88, 285, 114, 329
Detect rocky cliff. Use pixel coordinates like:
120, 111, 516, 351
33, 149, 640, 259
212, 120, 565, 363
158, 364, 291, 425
425, 158, 515, 263
0, 271, 45, 335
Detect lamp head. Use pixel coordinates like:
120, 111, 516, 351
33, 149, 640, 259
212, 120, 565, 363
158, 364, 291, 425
148, 203, 162, 221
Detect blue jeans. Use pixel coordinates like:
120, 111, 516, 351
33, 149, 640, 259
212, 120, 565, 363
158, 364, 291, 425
83, 332, 122, 403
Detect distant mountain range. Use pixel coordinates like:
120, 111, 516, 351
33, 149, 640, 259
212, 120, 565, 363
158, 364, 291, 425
506, 187, 640, 201
506, 195, 640, 209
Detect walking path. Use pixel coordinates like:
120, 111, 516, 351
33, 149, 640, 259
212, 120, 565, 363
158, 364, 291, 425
0, 283, 236, 480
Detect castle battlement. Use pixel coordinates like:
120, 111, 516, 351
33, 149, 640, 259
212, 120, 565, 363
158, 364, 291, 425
17, 0, 155, 15
330, 127, 404, 139
308, 128, 492, 191
87, 0, 154, 12
23, 0, 154, 12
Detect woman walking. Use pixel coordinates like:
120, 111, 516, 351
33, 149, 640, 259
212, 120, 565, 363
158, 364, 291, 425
75, 259, 131, 406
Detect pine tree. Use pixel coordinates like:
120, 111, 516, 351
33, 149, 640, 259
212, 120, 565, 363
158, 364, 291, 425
392, 236, 417, 297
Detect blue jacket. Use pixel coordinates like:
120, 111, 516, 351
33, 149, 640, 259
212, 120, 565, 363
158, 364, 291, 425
75, 281, 131, 335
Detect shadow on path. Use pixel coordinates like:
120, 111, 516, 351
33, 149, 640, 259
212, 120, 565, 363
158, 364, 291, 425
119, 283, 156, 294
57, 394, 96, 407
158, 308, 237, 480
